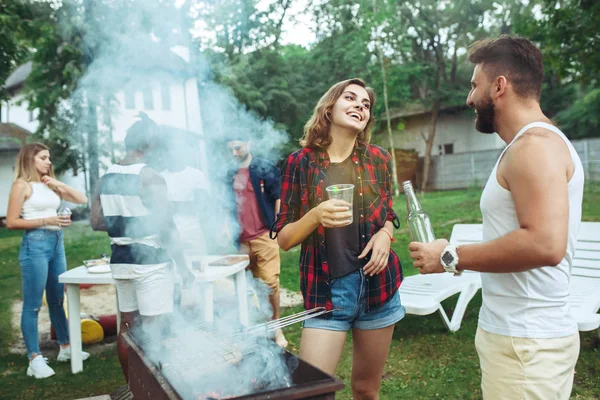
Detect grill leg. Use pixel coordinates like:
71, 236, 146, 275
199, 282, 214, 323
234, 270, 249, 326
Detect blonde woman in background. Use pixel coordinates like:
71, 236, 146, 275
6, 143, 88, 379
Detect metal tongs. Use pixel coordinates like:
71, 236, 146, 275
245, 307, 342, 335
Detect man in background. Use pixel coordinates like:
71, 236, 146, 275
91, 114, 193, 380
227, 136, 287, 348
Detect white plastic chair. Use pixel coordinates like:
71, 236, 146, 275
399, 224, 482, 332
568, 222, 600, 337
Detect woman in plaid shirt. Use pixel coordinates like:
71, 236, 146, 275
273, 78, 405, 399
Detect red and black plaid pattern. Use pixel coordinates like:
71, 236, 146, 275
273, 141, 402, 312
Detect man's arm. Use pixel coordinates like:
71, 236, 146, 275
411, 130, 572, 273
90, 182, 107, 231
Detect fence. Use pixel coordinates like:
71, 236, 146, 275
417, 137, 600, 191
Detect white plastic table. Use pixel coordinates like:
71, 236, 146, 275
58, 255, 249, 374
58, 265, 117, 374
183, 254, 250, 326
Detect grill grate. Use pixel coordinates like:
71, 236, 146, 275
157, 323, 260, 380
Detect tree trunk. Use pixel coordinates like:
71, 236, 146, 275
373, 0, 400, 196
379, 56, 400, 196
420, 98, 440, 192
87, 96, 100, 194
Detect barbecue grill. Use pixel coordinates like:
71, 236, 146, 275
123, 309, 345, 400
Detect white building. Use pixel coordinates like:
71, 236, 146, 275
381, 104, 506, 157
0, 47, 206, 218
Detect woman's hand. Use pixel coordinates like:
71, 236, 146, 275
41, 176, 66, 193
314, 199, 352, 228
45, 215, 72, 227
359, 230, 392, 276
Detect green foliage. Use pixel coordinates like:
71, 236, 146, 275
556, 87, 600, 139
2, 0, 599, 176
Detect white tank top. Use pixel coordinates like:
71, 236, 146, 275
478, 122, 584, 338
21, 182, 61, 230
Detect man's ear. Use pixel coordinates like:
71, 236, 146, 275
492, 75, 508, 99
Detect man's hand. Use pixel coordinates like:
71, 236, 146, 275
359, 230, 392, 276
408, 239, 448, 274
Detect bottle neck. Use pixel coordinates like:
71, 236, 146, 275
403, 184, 422, 214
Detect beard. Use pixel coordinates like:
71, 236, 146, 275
473, 97, 496, 134
234, 152, 250, 164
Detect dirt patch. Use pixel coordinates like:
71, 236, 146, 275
10, 285, 117, 355
9, 282, 302, 355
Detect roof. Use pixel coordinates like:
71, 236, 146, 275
3, 46, 191, 94
4, 62, 33, 92
384, 103, 467, 120
0, 123, 31, 151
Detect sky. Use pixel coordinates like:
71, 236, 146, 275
258, 0, 316, 48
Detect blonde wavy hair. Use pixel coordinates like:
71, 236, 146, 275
14, 143, 56, 182
300, 78, 376, 148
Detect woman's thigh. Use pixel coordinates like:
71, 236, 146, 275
19, 233, 53, 306
46, 235, 67, 301
351, 325, 395, 390
299, 327, 347, 376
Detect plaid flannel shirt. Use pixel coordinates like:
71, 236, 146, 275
272, 141, 402, 312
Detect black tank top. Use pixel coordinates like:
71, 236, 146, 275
324, 156, 362, 277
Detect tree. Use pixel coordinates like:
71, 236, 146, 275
371, 0, 400, 195
385, 0, 490, 191
0, 1, 37, 103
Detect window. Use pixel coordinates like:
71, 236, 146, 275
142, 86, 154, 110
29, 109, 34, 122
124, 88, 135, 109
160, 82, 171, 111
444, 143, 454, 155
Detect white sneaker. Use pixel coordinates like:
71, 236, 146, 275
275, 328, 288, 349
27, 355, 55, 379
57, 346, 90, 362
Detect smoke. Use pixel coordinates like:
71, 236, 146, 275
63, 0, 292, 397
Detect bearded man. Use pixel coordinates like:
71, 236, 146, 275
408, 35, 584, 400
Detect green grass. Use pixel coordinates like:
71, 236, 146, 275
1, 185, 599, 399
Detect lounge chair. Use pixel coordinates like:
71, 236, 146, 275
399, 224, 482, 332
568, 221, 600, 337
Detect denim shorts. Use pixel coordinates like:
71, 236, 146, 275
303, 268, 405, 331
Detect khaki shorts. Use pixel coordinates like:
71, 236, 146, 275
114, 265, 174, 316
239, 231, 280, 292
475, 327, 580, 400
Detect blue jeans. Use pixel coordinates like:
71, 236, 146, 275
19, 229, 69, 358
303, 268, 406, 331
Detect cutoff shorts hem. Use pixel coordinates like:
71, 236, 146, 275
303, 268, 405, 331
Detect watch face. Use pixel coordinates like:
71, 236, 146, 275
442, 252, 454, 266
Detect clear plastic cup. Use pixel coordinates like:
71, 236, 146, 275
57, 207, 72, 228
58, 207, 72, 217
325, 184, 354, 224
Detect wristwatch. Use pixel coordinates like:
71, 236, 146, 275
440, 244, 462, 276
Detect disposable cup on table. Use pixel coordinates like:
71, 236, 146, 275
325, 184, 354, 224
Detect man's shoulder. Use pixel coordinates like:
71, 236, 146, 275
511, 125, 570, 155
252, 157, 278, 169
139, 166, 165, 186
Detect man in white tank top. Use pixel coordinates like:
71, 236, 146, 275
408, 35, 583, 399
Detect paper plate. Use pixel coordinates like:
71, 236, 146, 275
88, 264, 111, 274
